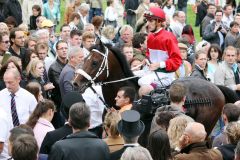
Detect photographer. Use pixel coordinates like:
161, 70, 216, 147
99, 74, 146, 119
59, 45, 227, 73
150, 83, 187, 132
203, 9, 228, 50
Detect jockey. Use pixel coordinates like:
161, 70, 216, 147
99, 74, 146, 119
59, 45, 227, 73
138, 7, 182, 88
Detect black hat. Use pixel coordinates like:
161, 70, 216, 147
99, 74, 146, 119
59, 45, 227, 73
60, 91, 85, 119
117, 110, 145, 138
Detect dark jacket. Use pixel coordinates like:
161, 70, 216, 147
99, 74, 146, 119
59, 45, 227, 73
203, 21, 228, 50
8, 47, 28, 70
201, 13, 214, 37
3, 0, 22, 25
48, 131, 110, 160
175, 142, 223, 160
177, 0, 188, 9
190, 65, 209, 81
48, 58, 67, 107
125, 0, 139, 14
217, 144, 236, 160
30, 15, 39, 30
28, 73, 47, 98
196, 1, 208, 26
40, 124, 72, 154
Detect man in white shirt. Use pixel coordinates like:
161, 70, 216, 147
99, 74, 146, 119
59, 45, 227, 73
170, 11, 186, 38
0, 108, 11, 159
0, 69, 37, 159
82, 85, 105, 138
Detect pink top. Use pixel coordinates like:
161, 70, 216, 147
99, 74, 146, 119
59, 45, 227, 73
33, 117, 55, 148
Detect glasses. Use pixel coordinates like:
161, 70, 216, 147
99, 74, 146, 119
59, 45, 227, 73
1, 40, 10, 44
57, 47, 68, 51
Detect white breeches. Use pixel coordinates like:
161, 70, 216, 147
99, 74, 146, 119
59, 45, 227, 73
138, 71, 175, 87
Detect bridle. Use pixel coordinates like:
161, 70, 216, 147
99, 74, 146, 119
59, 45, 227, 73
75, 47, 138, 88
75, 47, 109, 87
74, 46, 138, 108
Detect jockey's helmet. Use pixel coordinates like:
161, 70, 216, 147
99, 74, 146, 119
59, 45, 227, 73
144, 7, 166, 22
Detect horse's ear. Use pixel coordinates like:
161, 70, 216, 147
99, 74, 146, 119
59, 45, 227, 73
99, 38, 106, 52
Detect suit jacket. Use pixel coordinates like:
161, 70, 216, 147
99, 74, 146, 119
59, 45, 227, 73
48, 131, 110, 160
203, 21, 228, 50
39, 124, 72, 154
48, 58, 67, 107
190, 65, 208, 81
214, 61, 238, 91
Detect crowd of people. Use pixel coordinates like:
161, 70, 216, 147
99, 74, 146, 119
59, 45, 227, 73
0, 0, 240, 159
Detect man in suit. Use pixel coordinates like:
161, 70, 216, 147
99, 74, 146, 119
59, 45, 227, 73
110, 110, 145, 160
48, 102, 110, 160
40, 91, 85, 154
203, 9, 228, 50
214, 46, 240, 97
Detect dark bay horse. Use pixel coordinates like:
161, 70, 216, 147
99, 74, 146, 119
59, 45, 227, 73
73, 42, 225, 136
173, 77, 225, 136
73, 42, 139, 108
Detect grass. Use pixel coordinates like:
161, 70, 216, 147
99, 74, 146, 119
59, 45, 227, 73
187, 5, 201, 43
59, 0, 201, 42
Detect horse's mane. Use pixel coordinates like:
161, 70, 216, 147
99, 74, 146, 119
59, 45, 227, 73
90, 42, 135, 78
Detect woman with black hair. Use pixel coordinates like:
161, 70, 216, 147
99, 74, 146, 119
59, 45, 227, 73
148, 129, 172, 160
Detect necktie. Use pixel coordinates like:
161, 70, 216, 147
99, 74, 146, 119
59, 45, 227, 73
10, 93, 20, 127
233, 67, 240, 84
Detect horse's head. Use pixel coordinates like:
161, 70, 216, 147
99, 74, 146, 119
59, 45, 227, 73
73, 43, 109, 93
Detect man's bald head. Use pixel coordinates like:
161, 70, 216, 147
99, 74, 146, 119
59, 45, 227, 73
4, 68, 21, 78
4, 68, 21, 93
185, 122, 207, 143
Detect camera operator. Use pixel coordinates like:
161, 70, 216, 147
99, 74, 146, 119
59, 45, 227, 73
150, 83, 187, 132
203, 9, 228, 50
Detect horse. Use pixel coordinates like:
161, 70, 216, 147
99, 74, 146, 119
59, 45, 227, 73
173, 77, 225, 136
73, 42, 139, 108
73, 42, 226, 137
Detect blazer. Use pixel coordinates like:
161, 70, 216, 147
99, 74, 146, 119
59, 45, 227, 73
214, 61, 238, 90
48, 131, 110, 160
40, 124, 72, 154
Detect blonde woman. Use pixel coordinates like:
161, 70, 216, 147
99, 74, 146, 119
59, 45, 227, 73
103, 110, 124, 152
28, 59, 54, 97
167, 115, 194, 151
217, 122, 240, 160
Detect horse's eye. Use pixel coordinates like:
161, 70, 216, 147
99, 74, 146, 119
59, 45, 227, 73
92, 61, 98, 67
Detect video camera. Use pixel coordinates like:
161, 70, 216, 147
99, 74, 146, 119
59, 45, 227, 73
132, 87, 170, 115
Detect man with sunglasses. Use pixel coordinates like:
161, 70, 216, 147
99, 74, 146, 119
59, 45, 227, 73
0, 32, 10, 66
138, 7, 181, 88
